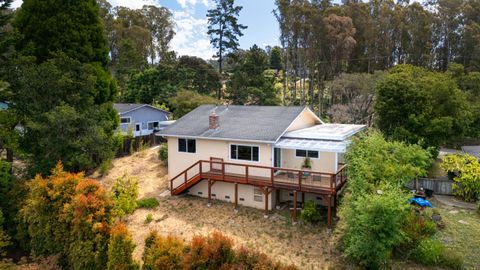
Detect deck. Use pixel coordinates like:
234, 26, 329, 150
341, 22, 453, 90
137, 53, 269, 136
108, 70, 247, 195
170, 159, 347, 196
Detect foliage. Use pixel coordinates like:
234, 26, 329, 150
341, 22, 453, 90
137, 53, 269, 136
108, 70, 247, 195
7, 54, 119, 176
111, 174, 139, 218
0, 209, 10, 257
301, 157, 312, 169
440, 154, 480, 202
158, 143, 168, 165
375, 65, 473, 149
269, 46, 282, 70
137, 198, 159, 209
20, 162, 114, 269
142, 231, 185, 270
227, 45, 280, 105
345, 130, 432, 196
107, 222, 139, 270
169, 90, 218, 119
142, 231, 296, 269
144, 213, 153, 224
341, 189, 410, 269
15, 0, 109, 66
327, 72, 384, 126
123, 57, 220, 105
207, 0, 247, 78
300, 200, 321, 223
410, 238, 463, 269
399, 210, 438, 254
99, 159, 113, 176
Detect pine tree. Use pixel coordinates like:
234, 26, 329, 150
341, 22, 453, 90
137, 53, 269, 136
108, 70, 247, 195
207, 0, 247, 98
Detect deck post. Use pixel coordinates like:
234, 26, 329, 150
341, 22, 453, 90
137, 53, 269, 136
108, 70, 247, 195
327, 194, 332, 227
234, 183, 238, 211
292, 190, 297, 223
207, 179, 212, 207
264, 188, 269, 217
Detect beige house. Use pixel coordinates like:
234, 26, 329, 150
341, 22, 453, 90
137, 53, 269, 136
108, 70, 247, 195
159, 105, 365, 226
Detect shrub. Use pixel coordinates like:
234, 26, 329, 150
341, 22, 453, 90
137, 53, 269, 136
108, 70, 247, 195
400, 209, 437, 252
183, 231, 236, 269
234, 246, 297, 270
145, 213, 154, 224
20, 162, 114, 269
341, 189, 410, 268
111, 174, 139, 218
300, 200, 321, 223
0, 209, 10, 256
158, 143, 168, 165
411, 238, 443, 265
99, 159, 113, 176
142, 231, 185, 270
137, 198, 159, 209
441, 154, 480, 202
107, 222, 139, 270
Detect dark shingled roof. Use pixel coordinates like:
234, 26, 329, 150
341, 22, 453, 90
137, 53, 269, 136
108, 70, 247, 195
113, 103, 169, 114
159, 105, 306, 142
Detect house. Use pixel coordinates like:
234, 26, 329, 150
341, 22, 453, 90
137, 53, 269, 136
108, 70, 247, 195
159, 105, 365, 226
114, 103, 171, 137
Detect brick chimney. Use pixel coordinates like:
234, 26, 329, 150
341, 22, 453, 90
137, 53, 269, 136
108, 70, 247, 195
209, 112, 219, 129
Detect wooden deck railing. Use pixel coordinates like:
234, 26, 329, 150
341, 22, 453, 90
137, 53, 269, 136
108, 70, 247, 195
170, 160, 348, 195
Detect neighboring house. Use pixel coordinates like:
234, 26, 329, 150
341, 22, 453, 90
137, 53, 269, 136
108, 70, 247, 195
159, 105, 365, 226
114, 103, 171, 137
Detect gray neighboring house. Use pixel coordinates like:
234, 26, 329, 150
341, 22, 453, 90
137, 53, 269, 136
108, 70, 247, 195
114, 103, 172, 137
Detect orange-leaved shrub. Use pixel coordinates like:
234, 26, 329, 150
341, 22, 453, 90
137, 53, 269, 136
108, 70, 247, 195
20, 162, 135, 270
142, 231, 297, 270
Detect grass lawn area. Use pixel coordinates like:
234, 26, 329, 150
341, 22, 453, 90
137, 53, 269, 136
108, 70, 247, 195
435, 202, 480, 269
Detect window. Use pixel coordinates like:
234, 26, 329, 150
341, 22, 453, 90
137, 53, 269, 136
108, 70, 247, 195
148, 121, 159, 130
120, 117, 130, 124
295, 149, 319, 159
254, 187, 263, 202
230, 144, 259, 162
178, 138, 196, 153
135, 124, 140, 131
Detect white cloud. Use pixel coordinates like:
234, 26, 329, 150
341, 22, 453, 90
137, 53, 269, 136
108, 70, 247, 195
170, 9, 214, 59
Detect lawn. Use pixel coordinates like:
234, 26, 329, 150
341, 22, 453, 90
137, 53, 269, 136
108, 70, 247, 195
435, 202, 480, 269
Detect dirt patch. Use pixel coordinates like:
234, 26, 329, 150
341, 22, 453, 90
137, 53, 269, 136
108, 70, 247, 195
92, 147, 169, 199
95, 146, 341, 269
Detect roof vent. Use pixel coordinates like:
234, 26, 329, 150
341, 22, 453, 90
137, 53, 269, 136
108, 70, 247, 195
209, 112, 219, 129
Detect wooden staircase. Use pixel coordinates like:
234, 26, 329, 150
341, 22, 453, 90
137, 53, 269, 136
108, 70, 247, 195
170, 161, 203, 195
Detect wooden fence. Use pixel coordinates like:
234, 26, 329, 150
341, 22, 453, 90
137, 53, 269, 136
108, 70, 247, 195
117, 133, 164, 157
406, 177, 453, 195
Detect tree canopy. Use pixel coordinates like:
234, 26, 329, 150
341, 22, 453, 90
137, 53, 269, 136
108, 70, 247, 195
375, 65, 473, 149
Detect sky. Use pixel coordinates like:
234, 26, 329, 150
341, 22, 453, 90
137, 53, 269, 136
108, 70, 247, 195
11, 0, 281, 60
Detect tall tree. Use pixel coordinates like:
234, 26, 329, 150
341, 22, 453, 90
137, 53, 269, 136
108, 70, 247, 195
207, 0, 247, 98
226, 45, 279, 105
11, 0, 118, 174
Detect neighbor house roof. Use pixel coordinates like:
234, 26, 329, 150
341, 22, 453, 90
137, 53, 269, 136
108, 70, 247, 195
159, 105, 311, 143
461, 146, 480, 159
113, 103, 170, 114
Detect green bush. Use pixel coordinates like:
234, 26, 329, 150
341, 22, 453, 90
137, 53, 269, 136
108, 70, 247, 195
107, 222, 139, 270
111, 174, 139, 218
142, 231, 184, 270
99, 159, 113, 176
400, 210, 437, 251
137, 198, 159, 209
411, 238, 443, 265
341, 189, 410, 268
144, 214, 154, 224
0, 209, 10, 256
158, 143, 168, 165
441, 154, 480, 202
300, 200, 321, 223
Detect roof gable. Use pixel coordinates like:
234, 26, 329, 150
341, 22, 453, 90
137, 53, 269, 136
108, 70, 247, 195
114, 103, 170, 115
159, 105, 307, 142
